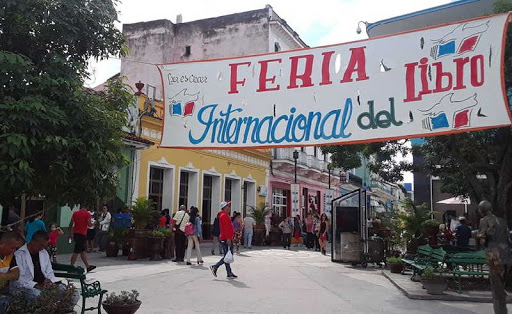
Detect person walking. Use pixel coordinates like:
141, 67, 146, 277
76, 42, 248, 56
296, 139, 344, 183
86, 209, 97, 253
97, 205, 111, 252
25, 213, 46, 243
305, 214, 314, 249
211, 216, 221, 255
318, 214, 329, 255
232, 212, 243, 254
210, 201, 237, 279
172, 205, 189, 263
186, 207, 204, 265
313, 214, 321, 252
279, 217, 293, 249
68, 207, 96, 272
293, 216, 302, 247
243, 213, 256, 249
47, 223, 64, 263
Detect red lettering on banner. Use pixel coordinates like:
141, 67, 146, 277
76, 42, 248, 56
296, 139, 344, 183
257, 58, 282, 92
288, 54, 314, 89
453, 57, 470, 90
320, 51, 335, 86
404, 62, 420, 102
340, 47, 369, 83
404, 54, 485, 102
432, 62, 453, 93
228, 61, 251, 94
470, 54, 484, 87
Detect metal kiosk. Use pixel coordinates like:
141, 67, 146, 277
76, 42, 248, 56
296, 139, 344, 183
331, 189, 384, 268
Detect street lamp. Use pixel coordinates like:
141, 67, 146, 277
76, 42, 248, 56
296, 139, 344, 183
293, 150, 299, 183
356, 21, 369, 35
327, 163, 332, 189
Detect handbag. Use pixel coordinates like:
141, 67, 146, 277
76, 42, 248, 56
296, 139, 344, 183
184, 222, 195, 236
224, 248, 234, 264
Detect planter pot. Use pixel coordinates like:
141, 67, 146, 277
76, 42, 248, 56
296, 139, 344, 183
102, 301, 142, 314
161, 235, 175, 259
388, 262, 404, 274
148, 237, 164, 261
253, 227, 266, 246
122, 244, 130, 256
421, 278, 447, 295
268, 228, 282, 246
106, 242, 119, 258
129, 230, 150, 259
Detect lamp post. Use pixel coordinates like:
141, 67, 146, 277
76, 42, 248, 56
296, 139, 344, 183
356, 21, 369, 35
327, 163, 332, 189
293, 150, 299, 183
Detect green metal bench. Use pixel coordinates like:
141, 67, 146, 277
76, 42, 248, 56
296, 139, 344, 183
52, 263, 107, 313
447, 250, 488, 293
402, 246, 448, 280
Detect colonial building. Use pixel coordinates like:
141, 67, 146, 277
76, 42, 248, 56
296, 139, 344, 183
120, 6, 344, 237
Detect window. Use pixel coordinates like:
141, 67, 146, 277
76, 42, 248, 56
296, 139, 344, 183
314, 146, 318, 158
202, 175, 213, 235
274, 42, 281, 52
148, 167, 164, 212
272, 188, 289, 218
224, 178, 232, 202
300, 147, 305, 153
243, 181, 248, 217
185, 46, 191, 56
179, 171, 189, 208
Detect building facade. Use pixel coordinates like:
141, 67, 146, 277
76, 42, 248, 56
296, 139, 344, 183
121, 6, 325, 237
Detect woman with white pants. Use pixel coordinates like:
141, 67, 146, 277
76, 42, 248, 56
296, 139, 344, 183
186, 206, 203, 265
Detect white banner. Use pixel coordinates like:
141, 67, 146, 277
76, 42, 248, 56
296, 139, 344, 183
158, 13, 511, 149
290, 183, 300, 217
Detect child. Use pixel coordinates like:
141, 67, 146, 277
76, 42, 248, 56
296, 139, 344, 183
48, 223, 64, 263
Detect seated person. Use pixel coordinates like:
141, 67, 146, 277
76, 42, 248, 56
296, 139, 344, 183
0, 232, 23, 312
11, 230, 79, 305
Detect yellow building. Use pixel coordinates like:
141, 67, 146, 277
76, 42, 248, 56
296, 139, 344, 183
133, 93, 270, 239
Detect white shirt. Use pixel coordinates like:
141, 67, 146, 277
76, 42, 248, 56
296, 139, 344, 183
99, 212, 111, 232
243, 217, 256, 231
12, 244, 57, 290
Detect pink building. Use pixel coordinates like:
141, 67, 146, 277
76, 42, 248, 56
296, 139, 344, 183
269, 147, 341, 219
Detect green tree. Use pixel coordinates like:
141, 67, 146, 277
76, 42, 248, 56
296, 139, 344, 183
0, 0, 132, 206
421, 0, 512, 225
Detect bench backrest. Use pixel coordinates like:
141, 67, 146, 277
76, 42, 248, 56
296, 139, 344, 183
448, 251, 487, 265
417, 245, 433, 258
52, 263, 86, 280
430, 248, 447, 262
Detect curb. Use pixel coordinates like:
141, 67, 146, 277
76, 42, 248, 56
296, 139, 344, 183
382, 270, 510, 303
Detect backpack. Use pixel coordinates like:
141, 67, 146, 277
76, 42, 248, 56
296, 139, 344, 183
184, 222, 195, 236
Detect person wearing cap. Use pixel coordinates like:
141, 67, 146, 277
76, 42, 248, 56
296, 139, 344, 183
455, 216, 472, 248
210, 201, 237, 279
172, 205, 190, 263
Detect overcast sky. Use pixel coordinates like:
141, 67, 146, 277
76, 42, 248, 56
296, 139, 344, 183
86, 0, 455, 185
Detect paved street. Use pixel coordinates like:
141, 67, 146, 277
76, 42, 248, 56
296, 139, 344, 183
62, 245, 504, 314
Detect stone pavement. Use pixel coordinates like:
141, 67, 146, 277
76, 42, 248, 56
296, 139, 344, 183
58, 244, 507, 314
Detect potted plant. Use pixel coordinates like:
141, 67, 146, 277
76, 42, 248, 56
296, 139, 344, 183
148, 230, 165, 261
249, 203, 270, 246
102, 290, 142, 314
422, 219, 440, 237
392, 199, 433, 253
159, 228, 174, 259
129, 198, 157, 259
421, 266, 447, 295
8, 283, 76, 313
386, 256, 404, 273
106, 228, 128, 258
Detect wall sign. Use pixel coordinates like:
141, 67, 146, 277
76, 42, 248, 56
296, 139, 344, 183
158, 13, 511, 149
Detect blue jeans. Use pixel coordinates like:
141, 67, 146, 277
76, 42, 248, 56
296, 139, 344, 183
244, 229, 253, 248
214, 241, 234, 275
0, 295, 9, 312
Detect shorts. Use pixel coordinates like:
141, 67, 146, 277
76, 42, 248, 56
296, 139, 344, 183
73, 233, 87, 254
87, 228, 96, 241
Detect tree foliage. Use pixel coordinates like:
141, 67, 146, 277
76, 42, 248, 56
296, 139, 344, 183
0, 0, 132, 205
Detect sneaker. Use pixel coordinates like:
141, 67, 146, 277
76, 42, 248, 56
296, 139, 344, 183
227, 273, 238, 279
210, 265, 218, 277
87, 265, 97, 272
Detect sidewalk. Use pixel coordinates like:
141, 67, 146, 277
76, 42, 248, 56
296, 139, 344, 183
56, 243, 503, 313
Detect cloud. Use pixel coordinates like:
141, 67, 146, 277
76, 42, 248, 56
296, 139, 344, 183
86, 0, 452, 87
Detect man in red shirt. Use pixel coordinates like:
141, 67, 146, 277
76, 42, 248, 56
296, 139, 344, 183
68, 207, 96, 272
210, 201, 237, 279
